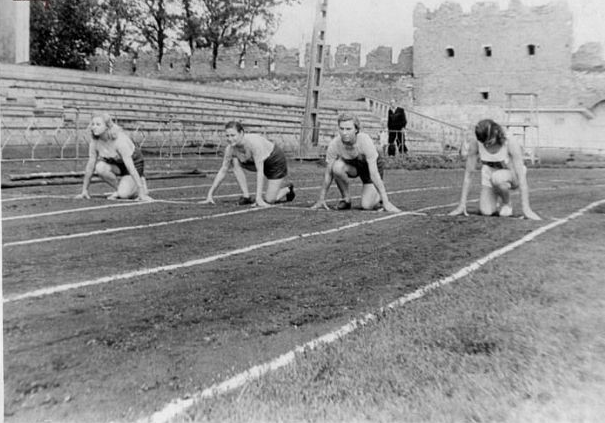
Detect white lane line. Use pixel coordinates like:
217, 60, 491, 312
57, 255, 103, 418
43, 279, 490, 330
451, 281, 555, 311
3, 186, 453, 247
2, 208, 264, 248
161, 185, 454, 202
1, 194, 77, 202
0, 189, 276, 222
3, 209, 430, 304
2, 201, 148, 221
148, 178, 321, 194
0, 178, 323, 202
137, 198, 605, 423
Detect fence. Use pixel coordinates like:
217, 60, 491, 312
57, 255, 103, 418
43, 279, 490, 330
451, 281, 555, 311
0, 107, 337, 165
364, 97, 472, 155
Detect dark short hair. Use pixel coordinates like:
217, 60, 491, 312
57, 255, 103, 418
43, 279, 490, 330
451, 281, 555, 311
225, 120, 245, 133
337, 113, 361, 132
475, 119, 506, 145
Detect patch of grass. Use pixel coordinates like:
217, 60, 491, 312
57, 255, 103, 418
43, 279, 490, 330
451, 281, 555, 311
176, 215, 605, 422
384, 154, 466, 170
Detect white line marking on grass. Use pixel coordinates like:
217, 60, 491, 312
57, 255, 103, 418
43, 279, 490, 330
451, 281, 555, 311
3, 208, 264, 248
137, 197, 605, 423
1, 194, 76, 202
4, 186, 453, 246
148, 178, 321, 193
152, 199, 199, 205
2, 202, 148, 221
3, 210, 424, 304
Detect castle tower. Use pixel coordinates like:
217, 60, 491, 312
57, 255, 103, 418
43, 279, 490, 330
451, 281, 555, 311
413, 1, 574, 107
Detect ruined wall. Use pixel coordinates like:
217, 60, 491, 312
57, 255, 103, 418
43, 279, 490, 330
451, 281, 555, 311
273, 45, 302, 75
397, 46, 413, 75
86, 42, 413, 79
413, 0, 575, 107
333, 43, 361, 70
572, 42, 605, 71
365, 46, 392, 70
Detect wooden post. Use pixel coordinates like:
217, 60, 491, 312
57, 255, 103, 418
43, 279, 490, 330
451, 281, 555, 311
300, 0, 328, 159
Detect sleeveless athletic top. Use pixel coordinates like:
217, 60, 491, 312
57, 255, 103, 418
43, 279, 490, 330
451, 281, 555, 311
477, 140, 509, 168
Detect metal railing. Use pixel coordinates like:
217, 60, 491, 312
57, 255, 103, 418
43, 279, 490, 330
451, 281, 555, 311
364, 97, 472, 155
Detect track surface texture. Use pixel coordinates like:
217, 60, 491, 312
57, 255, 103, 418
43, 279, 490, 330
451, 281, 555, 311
3, 161, 605, 423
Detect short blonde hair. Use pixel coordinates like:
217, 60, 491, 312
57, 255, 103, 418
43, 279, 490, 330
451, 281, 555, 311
91, 112, 122, 140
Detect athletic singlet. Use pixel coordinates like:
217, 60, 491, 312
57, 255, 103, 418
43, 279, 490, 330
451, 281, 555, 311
477, 140, 510, 168
325, 132, 379, 166
226, 133, 274, 166
92, 133, 144, 175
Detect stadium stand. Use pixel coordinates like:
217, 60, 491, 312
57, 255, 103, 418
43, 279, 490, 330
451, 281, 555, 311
0, 63, 385, 161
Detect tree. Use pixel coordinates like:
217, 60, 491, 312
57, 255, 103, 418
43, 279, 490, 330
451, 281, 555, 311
30, 0, 107, 69
131, 0, 179, 66
235, 0, 289, 68
194, 0, 298, 70
180, 0, 203, 54
99, 0, 137, 59
194, 0, 241, 70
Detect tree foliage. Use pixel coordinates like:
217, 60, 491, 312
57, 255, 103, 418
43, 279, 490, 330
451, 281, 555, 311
30, 0, 107, 69
180, 0, 203, 53
99, 0, 137, 58
186, 0, 299, 69
131, 0, 179, 66
29, 0, 299, 71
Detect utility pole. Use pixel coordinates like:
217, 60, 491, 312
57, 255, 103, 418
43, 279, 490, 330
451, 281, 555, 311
300, 0, 328, 159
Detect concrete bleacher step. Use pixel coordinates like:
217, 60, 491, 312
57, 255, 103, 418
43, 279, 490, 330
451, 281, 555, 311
0, 63, 384, 155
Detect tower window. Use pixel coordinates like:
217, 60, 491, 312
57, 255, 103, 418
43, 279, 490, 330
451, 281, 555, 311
483, 46, 492, 57
527, 44, 536, 55
480, 91, 489, 100
446, 47, 455, 57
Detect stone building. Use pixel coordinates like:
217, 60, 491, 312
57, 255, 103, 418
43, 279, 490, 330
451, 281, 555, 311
412, 0, 575, 107
333, 43, 361, 70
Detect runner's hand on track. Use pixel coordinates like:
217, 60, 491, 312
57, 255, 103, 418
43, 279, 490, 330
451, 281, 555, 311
523, 209, 541, 220
383, 201, 401, 213
449, 204, 468, 216
311, 200, 330, 210
75, 192, 91, 200
136, 193, 153, 202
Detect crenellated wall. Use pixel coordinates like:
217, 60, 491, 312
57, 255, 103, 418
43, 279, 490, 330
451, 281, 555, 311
86, 42, 413, 79
413, 0, 575, 107
83, 0, 601, 113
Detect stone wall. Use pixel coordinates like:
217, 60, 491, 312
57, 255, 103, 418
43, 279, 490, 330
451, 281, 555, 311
86, 42, 413, 79
413, 0, 575, 107
572, 42, 605, 71
333, 43, 361, 69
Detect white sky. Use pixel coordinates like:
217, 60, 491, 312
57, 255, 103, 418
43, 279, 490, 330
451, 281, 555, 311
273, 0, 605, 61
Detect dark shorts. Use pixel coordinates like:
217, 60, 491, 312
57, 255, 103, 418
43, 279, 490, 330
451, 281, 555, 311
239, 145, 288, 180
101, 149, 145, 177
342, 155, 385, 184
